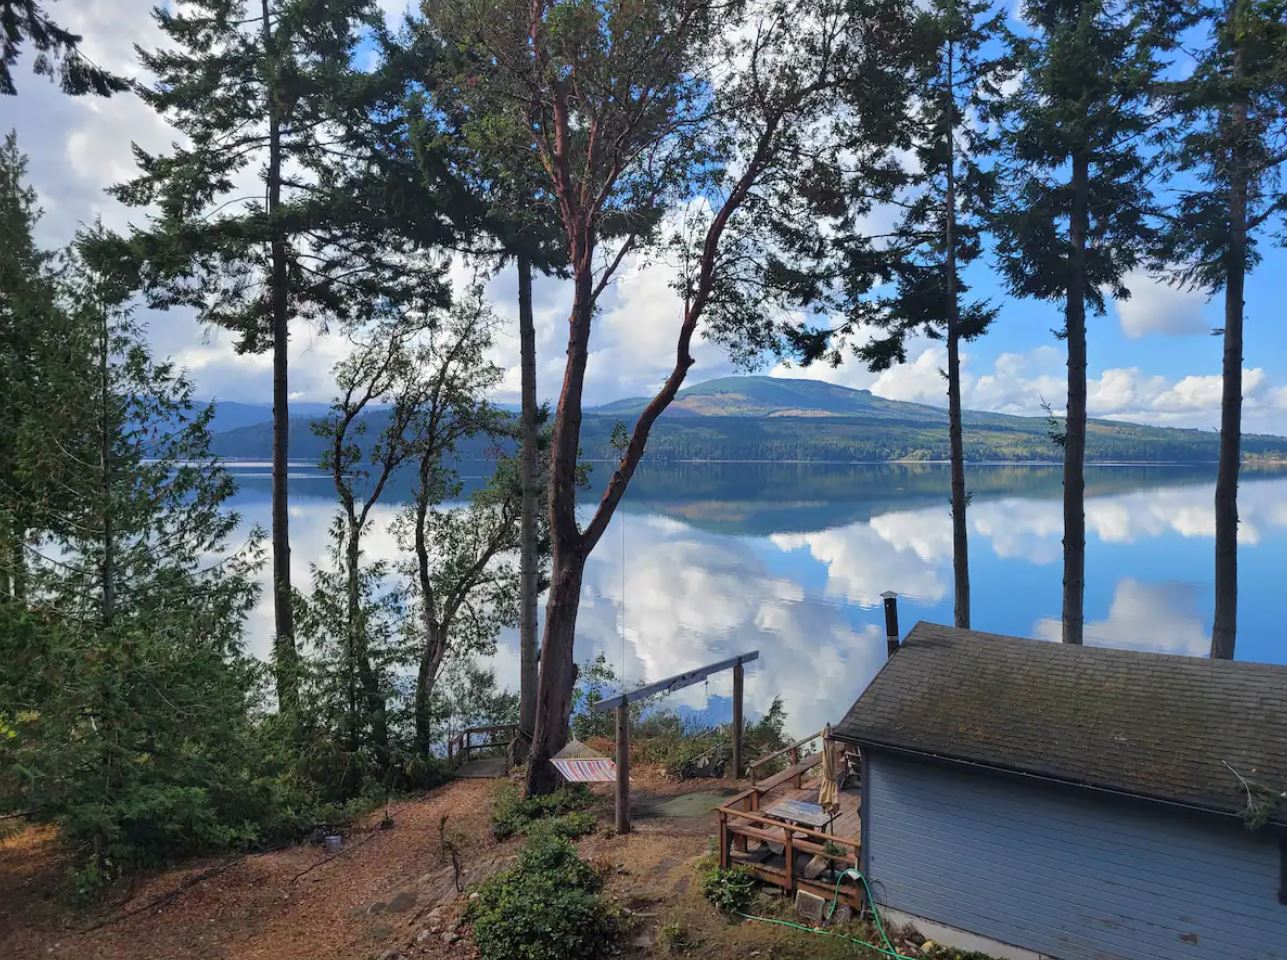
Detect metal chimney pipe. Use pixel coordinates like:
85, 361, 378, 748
882, 591, 900, 658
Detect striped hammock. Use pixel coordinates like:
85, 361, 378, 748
550, 757, 617, 783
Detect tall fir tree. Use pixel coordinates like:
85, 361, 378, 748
0, 130, 58, 603
1163, 0, 1287, 659
994, 0, 1175, 644
109, 1, 430, 712
850, 0, 1010, 629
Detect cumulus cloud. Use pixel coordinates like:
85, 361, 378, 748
1035, 579, 1209, 656
1113, 270, 1211, 339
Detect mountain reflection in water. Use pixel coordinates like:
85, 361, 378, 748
225, 461, 1287, 736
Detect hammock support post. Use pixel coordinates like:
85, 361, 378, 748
591, 650, 759, 836
615, 703, 631, 833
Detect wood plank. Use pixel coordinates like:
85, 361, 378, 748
590, 651, 759, 711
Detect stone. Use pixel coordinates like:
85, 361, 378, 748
826, 904, 853, 926
387, 891, 418, 913
442, 932, 461, 945
802, 854, 828, 880
793, 889, 827, 926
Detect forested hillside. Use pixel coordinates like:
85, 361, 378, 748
209, 376, 1287, 464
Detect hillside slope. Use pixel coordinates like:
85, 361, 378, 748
209, 376, 1287, 463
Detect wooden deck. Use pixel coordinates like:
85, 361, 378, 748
716, 768, 864, 908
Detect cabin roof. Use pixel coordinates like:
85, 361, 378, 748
835, 622, 1287, 826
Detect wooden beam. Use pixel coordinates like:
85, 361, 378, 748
615, 703, 631, 834
590, 651, 759, 712
732, 662, 744, 778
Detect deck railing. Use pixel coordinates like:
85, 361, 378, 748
715, 787, 862, 908
446, 723, 516, 766
746, 729, 823, 785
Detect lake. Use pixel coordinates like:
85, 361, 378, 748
224, 461, 1287, 736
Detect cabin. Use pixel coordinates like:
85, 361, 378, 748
833, 622, 1287, 960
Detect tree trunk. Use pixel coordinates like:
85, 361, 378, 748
414, 620, 449, 753
1212, 5, 1247, 660
525, 549, 586, 795
525, 267, 594, 797
516, 253, 539, 761
263, 0, 297, 713
347, 531, 389, 772
943, 39, 970, 630
1062, 147, 1090, 646
99, 303, 115, 628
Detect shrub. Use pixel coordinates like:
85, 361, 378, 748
700, 866, 758, 915
469, 832, 619, 960
526, 810, 596, 840
658, 918, 698, 954
490, 782, 594, 839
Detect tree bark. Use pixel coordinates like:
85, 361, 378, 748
346, 531, 389, 772
263, 0, 298, 713
1062, 147, 1090, 646
99, 300, 115, 628
414, 620, 449, 753
516, 252, 539, 760
1212, 2, 1247, 660
525, 264, 594, 797
943, 38, 970, 630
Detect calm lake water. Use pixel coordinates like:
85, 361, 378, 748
225, 461, 1287, 736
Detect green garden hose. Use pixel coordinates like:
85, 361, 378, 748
734, 868, 918, 960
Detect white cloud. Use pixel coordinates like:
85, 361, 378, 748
1035, 578, 1209, 656
1114, 270, 1210, 339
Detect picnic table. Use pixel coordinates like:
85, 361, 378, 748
761, 797, 836, 834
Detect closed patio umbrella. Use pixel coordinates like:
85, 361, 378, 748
819, 723, 841, 814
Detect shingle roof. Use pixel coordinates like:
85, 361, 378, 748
835, 622, 1287, 825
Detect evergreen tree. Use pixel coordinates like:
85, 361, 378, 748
110, 1, 429, 712
1, 0, 128, 96
0, 130, 58, 604
0, 232, 264, 890
838, 0, 1010, 629
994, 0, 1175, 644
1162, 0, 1287, 659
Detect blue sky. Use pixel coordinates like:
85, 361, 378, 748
7, 0, 1286, 434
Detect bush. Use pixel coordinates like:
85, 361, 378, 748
700, 866, 758, 915
526, 810, 596, 840
490, 782, 594, 839
469, 832, 619, 960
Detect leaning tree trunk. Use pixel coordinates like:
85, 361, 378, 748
1212, 14, 1248, 660
414, 620, 449, 753
346, 531, 389, 773
525, 269, 595, 797
516, 252, 539, 760
943, 39, 970, 630
263, 0, 298, 713
1061, 147, 1090, 646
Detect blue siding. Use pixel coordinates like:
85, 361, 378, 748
865, 752, 1286, 960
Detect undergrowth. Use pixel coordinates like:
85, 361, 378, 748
490, 782, 596, 840
468, 830, 620, 960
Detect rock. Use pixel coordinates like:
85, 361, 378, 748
827, 904, 853, 926
442, 932, 461, 945
468, 891, 480, 901
793, 889, 827, 926
802, 854, 829, 880
387, 891, 418, 913
630, 932, 653, 948
366, 901, 388, 916
376, 951, 404, 960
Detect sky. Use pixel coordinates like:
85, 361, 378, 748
7, 0, 1287, 434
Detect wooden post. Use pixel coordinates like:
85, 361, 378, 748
732, 662, 744, 779
615, 703, 631, 834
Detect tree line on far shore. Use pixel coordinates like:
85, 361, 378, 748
1, 0, 1284, 886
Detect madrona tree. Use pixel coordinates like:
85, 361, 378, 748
994, 0, 1175, 644
423, 0, 919, 795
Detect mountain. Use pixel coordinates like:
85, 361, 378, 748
200, 400, 335, 436
209, 375, 1287, 463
